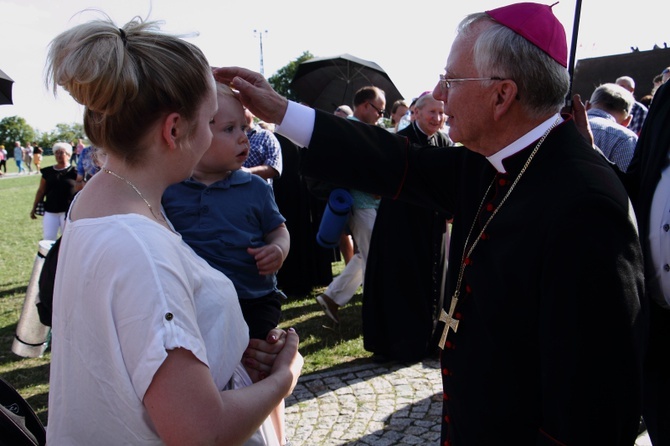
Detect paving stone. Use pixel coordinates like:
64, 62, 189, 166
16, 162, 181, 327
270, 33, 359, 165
285, 359, 442, 445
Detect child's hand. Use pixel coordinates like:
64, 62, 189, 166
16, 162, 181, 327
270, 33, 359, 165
247, 244, 285, 275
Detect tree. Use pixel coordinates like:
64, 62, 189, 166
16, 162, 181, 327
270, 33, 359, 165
52, 123, 85, 147
36, 123, 86, 152
0, 116, 36, 153
268, 51, 314, 102
0, 117, 85, 154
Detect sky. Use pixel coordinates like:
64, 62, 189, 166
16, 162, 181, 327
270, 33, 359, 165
0, 0, 667, 133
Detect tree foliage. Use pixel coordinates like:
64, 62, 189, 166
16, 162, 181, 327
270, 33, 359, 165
0, 116, 85, 152
1, 51, 316, 149
46, 123, 85, 148
268, 51, 314, 102
0, 116, 36, 151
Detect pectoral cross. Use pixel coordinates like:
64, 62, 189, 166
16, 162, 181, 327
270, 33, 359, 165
438, 295, 460, 349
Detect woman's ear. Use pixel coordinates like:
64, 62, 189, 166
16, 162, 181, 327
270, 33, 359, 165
161, 112, 182, 150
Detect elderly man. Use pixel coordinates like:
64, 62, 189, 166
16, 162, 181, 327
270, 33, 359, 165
616, 76, 648, 135
364, 93, 453, 362
587, 82, 639, 171
215, 3, 645, 444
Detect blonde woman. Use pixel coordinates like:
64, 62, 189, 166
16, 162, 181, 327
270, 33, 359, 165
46, 15, 302, 445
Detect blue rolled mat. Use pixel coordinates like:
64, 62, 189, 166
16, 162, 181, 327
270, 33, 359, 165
317, 188, 353, 248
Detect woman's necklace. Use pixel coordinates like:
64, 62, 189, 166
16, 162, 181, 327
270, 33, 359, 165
102, 168, 167, 224
437, 118, 561, 349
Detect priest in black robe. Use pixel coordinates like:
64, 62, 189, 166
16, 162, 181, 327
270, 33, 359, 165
363, 94, 454, 362
214, 3, 646, 444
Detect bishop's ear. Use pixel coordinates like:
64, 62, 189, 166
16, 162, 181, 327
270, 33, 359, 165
492, 79, 518, 120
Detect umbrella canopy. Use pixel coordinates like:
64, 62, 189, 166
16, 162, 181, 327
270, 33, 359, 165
290, 53, 403, 115
0, 68, 14, 105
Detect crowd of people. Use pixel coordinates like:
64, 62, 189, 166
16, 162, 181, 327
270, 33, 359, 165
8, 1, 670, 445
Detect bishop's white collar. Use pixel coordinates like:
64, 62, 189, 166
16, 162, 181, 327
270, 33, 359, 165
487, 114, 562, 173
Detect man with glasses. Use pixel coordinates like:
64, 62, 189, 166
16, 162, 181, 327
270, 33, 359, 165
215, 2, 645, 444
356, 85, 387, 124
312, 86, 386, 324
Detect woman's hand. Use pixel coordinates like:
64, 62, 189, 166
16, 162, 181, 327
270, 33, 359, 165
32, 178, 47, 221
243, 328, 287, 382
271, 328, 303, 396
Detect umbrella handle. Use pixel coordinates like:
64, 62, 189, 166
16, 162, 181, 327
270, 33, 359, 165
565, 0, 583, 107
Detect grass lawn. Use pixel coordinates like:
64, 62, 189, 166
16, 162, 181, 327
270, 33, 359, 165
0, 163, 372, 425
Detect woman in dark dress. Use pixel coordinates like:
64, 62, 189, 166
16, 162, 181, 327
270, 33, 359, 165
30, 142, 77, 240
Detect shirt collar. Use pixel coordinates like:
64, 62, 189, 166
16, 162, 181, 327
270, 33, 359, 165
246, 124, 259, 136
185, 169, 252, 189
486, 113, 562, 173
414, 121, 430, 137
587, 108, 616, 122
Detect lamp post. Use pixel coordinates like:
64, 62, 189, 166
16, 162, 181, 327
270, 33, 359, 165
254, 29, 268, 77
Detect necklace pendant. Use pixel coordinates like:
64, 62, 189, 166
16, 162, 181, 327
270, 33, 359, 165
439, 118, 560, 350
438, 295, 460, 349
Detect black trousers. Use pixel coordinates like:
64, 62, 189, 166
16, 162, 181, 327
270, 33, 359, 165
238, 291, 284, 340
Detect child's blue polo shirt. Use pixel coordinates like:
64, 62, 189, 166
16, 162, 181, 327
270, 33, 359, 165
162, 169, 286, 299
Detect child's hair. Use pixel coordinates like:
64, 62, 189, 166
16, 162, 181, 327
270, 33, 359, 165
46, 15, 212, 165
215, 82, 237, 99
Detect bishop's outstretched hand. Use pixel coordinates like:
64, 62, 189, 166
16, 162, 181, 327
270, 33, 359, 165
213, 67, 289, 126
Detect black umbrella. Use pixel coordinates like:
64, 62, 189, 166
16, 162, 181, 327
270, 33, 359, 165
0, 68, 14, 105
290, 53, 403, 115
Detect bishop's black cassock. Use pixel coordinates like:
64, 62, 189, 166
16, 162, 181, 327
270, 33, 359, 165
299, 110, 645, 445
363, 121, 453, 361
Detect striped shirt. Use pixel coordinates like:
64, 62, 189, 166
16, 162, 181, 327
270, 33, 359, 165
244, 125, 283, 177
587, 108, 638, 172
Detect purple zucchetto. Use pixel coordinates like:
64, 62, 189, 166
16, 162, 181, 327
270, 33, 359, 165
486, 2, 568, 68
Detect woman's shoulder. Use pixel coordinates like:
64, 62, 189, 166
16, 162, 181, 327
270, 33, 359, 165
66, 215, 184, 265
